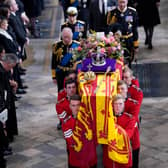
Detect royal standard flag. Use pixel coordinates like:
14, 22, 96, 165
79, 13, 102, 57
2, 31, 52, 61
78, 69, 130, 164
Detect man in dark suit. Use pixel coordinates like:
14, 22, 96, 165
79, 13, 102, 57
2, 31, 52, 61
0, 122, 6, 168
89, 0, 108, 33
6, 0, 29, 61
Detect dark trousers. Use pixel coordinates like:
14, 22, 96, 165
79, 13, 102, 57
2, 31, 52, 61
56, 71, 66, 91
144, 26, 154, 48
13, 64, 23, 88
132, 148, 140, 168
122, 38, 134, 68
0, 122, 6, 168
6, 98, 18, 142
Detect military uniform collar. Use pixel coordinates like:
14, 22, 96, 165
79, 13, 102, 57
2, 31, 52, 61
125, 96, 128, 101
63, 41, 73, 47
11, 12, 16, 16
66, 96, 70, 100
128, 83, 132, 88
115, 111, 124, 117
72, 114, 76, 119
117, 6, 127, 13
68, 20, 77, 25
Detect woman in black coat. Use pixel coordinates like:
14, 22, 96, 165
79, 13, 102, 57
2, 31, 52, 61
137, 0, 160, 49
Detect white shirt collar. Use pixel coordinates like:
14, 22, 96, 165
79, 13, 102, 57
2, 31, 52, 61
0, 28, 13, 41
99, 0, 108, 14
11, 12, 16, 16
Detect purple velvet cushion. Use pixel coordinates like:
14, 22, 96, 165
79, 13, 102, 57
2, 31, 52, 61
81, 58, 116, 72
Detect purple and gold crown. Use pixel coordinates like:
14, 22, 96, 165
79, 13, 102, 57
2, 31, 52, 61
91, 52, 106, 66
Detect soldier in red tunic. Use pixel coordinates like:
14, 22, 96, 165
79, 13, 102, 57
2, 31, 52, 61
117, 80, 140, 121
123, 66, 139, 87
62, 94, 97, 168
117, 80, 141, 168
57, 70, 77, 102
122, 67, 143, 168
123, 66, 143, 105
56, 79, 77, 129
103, 94, 136, 168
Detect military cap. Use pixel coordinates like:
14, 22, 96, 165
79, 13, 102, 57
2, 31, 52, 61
67, 6, 78, 15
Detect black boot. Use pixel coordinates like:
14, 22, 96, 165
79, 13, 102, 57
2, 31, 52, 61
144, 36, 149, 45
148, 42, 153, 49
3, 146, 13, 156
148, 27, 154, 49
57, 121, 62, 130
132, 148, 140, 168
144, 26, 149, 45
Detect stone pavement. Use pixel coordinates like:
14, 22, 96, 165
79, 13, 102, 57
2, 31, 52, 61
6, 0, 168, 168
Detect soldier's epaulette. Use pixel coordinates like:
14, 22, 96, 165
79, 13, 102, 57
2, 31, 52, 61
124, 112, 133, 118
73, 40, 80, 44
56, 40, 62, 45
128, 98, 138, 104
128, 6, 136, 12
52, 43, 57, 48
132, 84, 142, 92
77, 20, 85, 24
53, 40, 62, 48
111, 6, 116, 11
61, 21, 68, 26
57, 97, 65, 104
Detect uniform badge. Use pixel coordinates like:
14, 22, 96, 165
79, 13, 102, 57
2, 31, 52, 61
120, 13, 124, 17
128, 23, 132, 29
75, 24, 84, 32
75, 25, 80, 32
55, 48, 63, 62
125, 16, 133, 22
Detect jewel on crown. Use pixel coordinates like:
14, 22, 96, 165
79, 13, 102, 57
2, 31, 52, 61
91, 48, 106, 66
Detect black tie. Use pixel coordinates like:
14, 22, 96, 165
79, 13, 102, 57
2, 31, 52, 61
102, 0, 105, 15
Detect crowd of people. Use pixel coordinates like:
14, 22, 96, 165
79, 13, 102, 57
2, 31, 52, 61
51, 0, 161, 167
0, 0, 44, 167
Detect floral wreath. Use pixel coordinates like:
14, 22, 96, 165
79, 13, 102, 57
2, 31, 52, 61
72, 32, 125, 63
